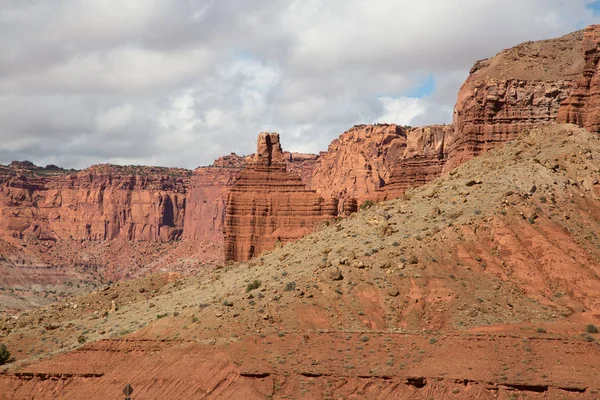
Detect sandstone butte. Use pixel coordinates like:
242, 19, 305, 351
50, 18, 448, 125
223, 133, 338, 262
0, 25, 600, 265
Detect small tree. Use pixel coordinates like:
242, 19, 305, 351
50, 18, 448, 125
0, 344, 10, 365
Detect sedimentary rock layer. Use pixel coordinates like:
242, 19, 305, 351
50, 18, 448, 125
557, 25, 600, 133
444, 29, 585, 172
0, 165, 189, 242
310, 124, 407, 211
224, 133, 337, 262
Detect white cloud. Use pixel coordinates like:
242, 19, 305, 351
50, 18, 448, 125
377, 97, 428, 126
96, 104, 135, 133
0, 0, 597, 168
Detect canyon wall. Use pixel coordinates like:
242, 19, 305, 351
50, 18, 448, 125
224, 133, 338, 262
310, 124, 407, 211
2, 25, 600, 266
444, 29, 585, 172
557, 25, 600, 133
378, 125, 451, 199
0, 165, 189, 242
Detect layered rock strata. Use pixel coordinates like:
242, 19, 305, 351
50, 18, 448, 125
224, 133, 338, 261
310, 124, 407, 211
0, 165, 189, 242
444, 29, 585, 172
557, 25, 600, 133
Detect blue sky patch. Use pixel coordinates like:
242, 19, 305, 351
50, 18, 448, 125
405, 75, 436, 98
587, 0, 600, 13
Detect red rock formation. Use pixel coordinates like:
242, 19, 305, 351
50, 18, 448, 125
182, 167, 239, 242
211, 153, 247, 169
284, 152, 320, 187
379, 125, 451, 199
557, 25, 600, 133
310, 124, 407, 211
0, 165, 190, 242
224, 133, 338, 261
444, 29, 585, 172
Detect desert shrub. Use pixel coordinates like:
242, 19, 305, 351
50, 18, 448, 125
360, 200, 374, 210
586, 324, 599, 334
284, 282, 296, 292
0, 344, 10, 365
536, 327, 547, 334
246, 279, 261, 293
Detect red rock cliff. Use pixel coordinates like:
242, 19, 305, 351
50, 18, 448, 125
557, 25, 600, 133
310, 124, 407, 211
0, 164, 189, 242
182, 167, 239, 242
224, 133, 338, 261
378, 125, 451, 199
444, 29, 585, 172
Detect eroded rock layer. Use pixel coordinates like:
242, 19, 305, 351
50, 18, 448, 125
310, 124, 407, 211
444, 29, 585, 172
379, 125, 451, 199
557, 25, 600, 133
224, 133, 337, 261
0, 165, 189, 242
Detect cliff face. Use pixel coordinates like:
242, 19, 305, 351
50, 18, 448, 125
378, 125, 451, 199
224, 133, 338, 262
444, 29, 585, 172
2, 26, 600, 269
557, 25, 600, 133
0, 165, 190, 242
182, 167, 239, 242
310, 124, 407, 211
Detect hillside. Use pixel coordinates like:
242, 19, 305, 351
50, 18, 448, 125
2, 125, 600, 399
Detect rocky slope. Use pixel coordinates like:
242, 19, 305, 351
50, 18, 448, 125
224, 133, 338, 261
2, 125, 600, 398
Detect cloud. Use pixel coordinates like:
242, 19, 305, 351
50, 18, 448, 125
0, 0, 597, 169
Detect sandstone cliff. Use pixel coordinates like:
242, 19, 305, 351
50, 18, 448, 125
444, 29, 585, 172
310, 124, 407, 211
182, 167, 239, 242
224, 133, 338, 261
557, 25, 600, 133
0, 164, 190, 242
379, 124, 451, 199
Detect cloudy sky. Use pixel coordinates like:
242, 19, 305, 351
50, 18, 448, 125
1, 0, 599, 169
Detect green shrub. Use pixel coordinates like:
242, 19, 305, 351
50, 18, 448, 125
586, 324, 599, 334
246, 279, 261, 293
284, 282, 296, 292
0, 344, 10, 365
536, 327, 547, 334
360, 200, 374, 210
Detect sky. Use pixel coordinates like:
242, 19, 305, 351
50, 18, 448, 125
0, 0, 599, 169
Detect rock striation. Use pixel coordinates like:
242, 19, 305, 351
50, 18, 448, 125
557, 25, 600, 133
0, 165, 189, 242
379, 125, 451, 199
444, 29, 585, 172
224, 133, 338, 261
310, 124, 407, 212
